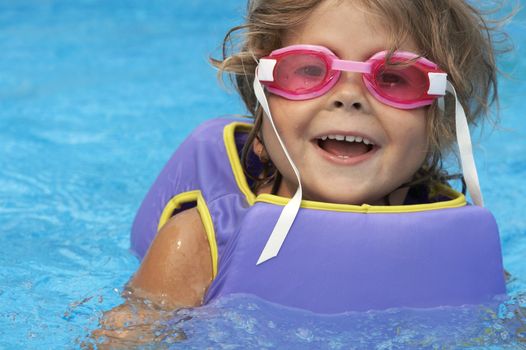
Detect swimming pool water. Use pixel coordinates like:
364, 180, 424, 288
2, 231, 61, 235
1, 1, 525, 349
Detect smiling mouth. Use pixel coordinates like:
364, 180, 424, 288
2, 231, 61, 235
316, 134, 376, 159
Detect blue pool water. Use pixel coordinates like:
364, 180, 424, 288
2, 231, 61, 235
0, 1, 525, 349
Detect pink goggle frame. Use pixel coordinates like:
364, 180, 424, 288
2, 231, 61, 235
256, 45, 448, 110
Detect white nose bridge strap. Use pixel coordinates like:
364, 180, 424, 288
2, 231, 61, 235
447, 81, 484, 207
331, 59, 372, 73
253, 67, 303, 265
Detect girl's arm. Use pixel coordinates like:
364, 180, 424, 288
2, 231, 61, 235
130, 207, 213, 307
90, 207, 213, 347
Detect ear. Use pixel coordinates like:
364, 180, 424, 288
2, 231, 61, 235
253, 136, 269, 163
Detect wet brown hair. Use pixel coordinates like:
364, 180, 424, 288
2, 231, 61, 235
211, 0, 513, 197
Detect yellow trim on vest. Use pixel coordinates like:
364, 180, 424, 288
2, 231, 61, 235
255, 184, 466, 213
157, 190, 219, 278
223, 121, 257, 205
221, 120, 467, 213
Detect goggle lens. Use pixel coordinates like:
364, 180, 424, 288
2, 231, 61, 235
372, 62, 429, 101
274, 53, 329, 94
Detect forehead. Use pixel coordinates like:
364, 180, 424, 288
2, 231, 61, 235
281, 0, 419, 58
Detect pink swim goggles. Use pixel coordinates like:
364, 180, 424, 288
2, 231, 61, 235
256, 45, 448, 109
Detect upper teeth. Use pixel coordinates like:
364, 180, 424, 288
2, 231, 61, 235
319, 134, 374, 145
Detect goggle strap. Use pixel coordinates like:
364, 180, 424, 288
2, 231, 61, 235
437, 96, 445, 112
447, 82, 484, 206
253, 68, 303, 265
331, 59, 371, 73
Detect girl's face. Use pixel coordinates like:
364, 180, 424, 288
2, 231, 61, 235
260, 0, 429, 205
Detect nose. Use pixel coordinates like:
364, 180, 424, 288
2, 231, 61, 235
327, 72, 370, 112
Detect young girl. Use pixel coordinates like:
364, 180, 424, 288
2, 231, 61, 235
94, 0, 509, 344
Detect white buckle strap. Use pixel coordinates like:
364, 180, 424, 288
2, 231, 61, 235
427, 72, 448, 95
257, 59, 277, 82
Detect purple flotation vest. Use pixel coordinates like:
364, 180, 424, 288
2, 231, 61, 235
131, 117, 506, 314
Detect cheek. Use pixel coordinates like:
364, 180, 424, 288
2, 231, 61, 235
267, 96, 301, 129
387, 109, 429, 160
413, 110, 429, 147
265, 98, 303, 147
259, 112, 289, 168
267, 95, 319, 126
406, 122, 428, 147
401, 116, 429, 161
260, 116, 278, 151
263, 97, 316, 173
